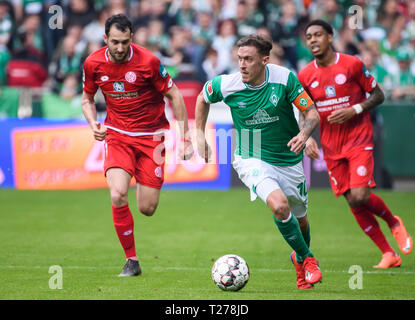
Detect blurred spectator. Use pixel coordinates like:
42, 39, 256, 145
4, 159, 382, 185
132, 0, 171, 31
201, 46, 220, 79
170, 0, 197, 29
379, 25, 404, 76
49, 34, 83, 95
107, 0, 127, 16
0, 0, 14, 48
335, 15, 364, 56
0, 45, 10, 85
271, 1, 300, 71
64, 0, 95, 28
235, 0, 257, 38
211, 18, 237, 74
192, 10, 215, 47
390, 47, 415, 100
59, 73, 80, 100
244, 0, 265, 29
6, 30, 48, 87
14, 13, 45, 56
360, 45, 393, 96
318, 0, 343, 31
133, 25, 150, 47
11, 0, 42, 22
207, 0, 226, 26
148, 19, 170, 51
376, 0, 405, 33
81, 5, 110, 45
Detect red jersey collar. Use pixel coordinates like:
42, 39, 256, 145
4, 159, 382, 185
313, 52, 339, 68
104, 45, 134, 63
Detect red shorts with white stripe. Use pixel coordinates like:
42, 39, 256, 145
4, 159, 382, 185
104, 129, 165, 189
325, 148, 376, 197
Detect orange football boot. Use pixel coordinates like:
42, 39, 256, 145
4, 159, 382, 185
391, 216, 413, 255
303, 256, 322, 285
290, 251, 313, 290
373, 252, 401, 269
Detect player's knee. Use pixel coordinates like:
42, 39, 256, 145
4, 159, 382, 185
110, 189, 128, 207
138, 203, 158, 216
348, 191, 370, 208
271, 201, 290, 220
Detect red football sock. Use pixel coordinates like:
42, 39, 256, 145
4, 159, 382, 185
350, 205, 395, 254
112, 204, 136, 259
364, 193, 399, 229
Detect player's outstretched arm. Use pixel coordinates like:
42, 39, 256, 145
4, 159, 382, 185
288, 105, 320, 155
81, 91, 107, 141
195, 91, 212, 163
164, 84, 194, 160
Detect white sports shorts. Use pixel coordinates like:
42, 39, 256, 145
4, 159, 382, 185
232, 155, 308, 218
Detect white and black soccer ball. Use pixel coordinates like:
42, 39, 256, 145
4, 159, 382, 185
211, 254, 250, 291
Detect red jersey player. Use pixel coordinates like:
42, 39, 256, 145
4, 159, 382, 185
82, 14, 193, 276
298, 20, 412, 268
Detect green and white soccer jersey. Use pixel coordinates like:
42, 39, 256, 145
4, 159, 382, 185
203, 64, 307, 166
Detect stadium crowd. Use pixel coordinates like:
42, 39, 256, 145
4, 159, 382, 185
0, 0, 414, 109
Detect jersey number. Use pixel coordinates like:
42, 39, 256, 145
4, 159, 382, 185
297, 181, 308, 197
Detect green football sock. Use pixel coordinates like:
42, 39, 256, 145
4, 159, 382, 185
273, 213, 313, 261
296, 224, 311, 264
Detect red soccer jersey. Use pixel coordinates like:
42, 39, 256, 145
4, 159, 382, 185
83, 43, 173, 133
298, 52, 377, 160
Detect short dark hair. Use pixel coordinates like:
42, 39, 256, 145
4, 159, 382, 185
105, 14, 133, 36
236, 34, 273, 57
305, 19, 333, 35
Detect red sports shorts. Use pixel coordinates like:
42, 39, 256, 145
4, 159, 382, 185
104, 129, 165, 189
325, 148, 376, 197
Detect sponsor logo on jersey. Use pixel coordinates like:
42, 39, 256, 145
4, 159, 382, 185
168, 78, 173, 88
113, 81, 125, 92
324, 86, 336, 98
245, 109, 279, 125
159, 64, 168, 78
100, 75, 109, 81
206, 81, 213, 95
237, 101, 247, 108
315, 96, 350, 107
311, 81, 319, 88
371, 79, 376, 88
335, 73, 346, 85
125, 71, 136, 83
105, 91, 139, 99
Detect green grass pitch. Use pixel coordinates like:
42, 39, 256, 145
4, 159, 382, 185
0, 188, 414, 300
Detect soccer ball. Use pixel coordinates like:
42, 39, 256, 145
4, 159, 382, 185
211, 254, 250, 291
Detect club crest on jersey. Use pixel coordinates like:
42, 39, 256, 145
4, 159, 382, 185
335, 73, 346, 85
269, 93, 279, 107
113, 81, 125, 92
324, 86, 336, 98
125, 71, 136, 83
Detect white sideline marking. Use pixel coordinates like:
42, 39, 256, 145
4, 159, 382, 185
1, 265, 415, 275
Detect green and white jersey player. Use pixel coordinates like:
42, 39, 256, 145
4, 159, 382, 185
195, 35, 323, 289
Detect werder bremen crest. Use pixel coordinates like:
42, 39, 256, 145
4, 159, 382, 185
269, 92, 279, 106
245, 109, 279, 125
